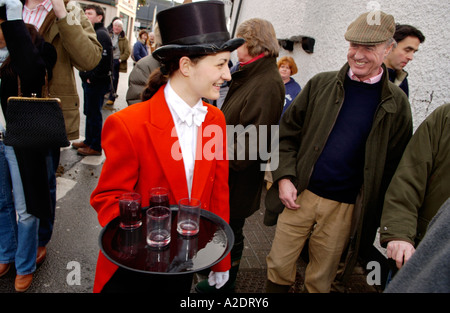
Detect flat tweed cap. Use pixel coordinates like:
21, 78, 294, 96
345, 11, 395, 44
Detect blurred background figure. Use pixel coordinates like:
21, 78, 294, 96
384, 24, 425, 97
105, 18, 130, 110
133, 29, 148, 63
73, 4, 112, 156
278, 56, 301, 117
147, 31, 156, 54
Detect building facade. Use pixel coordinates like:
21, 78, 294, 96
229, 0, 450, 128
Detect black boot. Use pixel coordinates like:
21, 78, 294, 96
265, 280, 291, 293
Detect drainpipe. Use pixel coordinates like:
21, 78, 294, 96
231, 0, 243, 38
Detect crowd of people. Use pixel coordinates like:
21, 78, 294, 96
1, 0, 448, 295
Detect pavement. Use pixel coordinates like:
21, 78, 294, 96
0, 59, 381, 294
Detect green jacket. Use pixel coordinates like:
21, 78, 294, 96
264, 63, 412, 281
117, 34, 130, 73
380, 103, 450, 246
40, 1, 102, 140
221, 56, 284, 219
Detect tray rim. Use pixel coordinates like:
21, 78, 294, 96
98, 205, 234, 275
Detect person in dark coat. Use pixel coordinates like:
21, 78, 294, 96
0, 0, 56, 292
195, 18, 285, 293
72, 4, 112, 156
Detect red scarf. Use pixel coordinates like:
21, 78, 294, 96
239, 53, 265, 66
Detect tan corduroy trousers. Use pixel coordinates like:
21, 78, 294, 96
266, 189, 354, 293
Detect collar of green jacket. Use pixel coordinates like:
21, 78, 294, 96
337, 63, 401, 114
232, 56, 278, 80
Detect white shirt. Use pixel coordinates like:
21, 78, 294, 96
164, 80, 208, 197
348, 67, 384, 84
22, 0, 53, 30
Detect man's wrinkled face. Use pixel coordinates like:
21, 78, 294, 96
347, 41, 393, 81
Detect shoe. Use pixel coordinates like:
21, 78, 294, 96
0, 263, 11, 277
77, 147, 102, 156
15, 274, 33, 292
36, 246, 46, 265
265, 280, 291, 293
103, 101, 115, 111
72, 141, 89, 150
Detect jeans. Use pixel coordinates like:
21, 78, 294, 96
83, 81, 109, 152
108, 59, 120, 102
0, 131, 39, 275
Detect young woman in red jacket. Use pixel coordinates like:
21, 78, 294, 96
90, 1, 244, 293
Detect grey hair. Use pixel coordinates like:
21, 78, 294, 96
386, 37, 397, 48
113, 19, 123, 28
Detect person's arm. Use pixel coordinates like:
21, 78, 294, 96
1, 0, 56, 95
52, 0, 102, 71
120, 37, 131, 62
380, 103, 437, 269
81, 30, 113, 83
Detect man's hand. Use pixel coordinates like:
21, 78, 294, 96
278, 178, 300, 210
51, 0, 67, 19
386, 240, 415, 269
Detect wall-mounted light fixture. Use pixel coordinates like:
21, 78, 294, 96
278, 35, 315, 54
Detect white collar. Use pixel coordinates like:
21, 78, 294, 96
165, 80, 208, 127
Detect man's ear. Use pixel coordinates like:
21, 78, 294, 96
384, 42, 395, 59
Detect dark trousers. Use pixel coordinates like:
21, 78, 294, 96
229, 218, 245, 262
82, 81, 109, 152
38, 147, 60, 247
108, 59, 120, 102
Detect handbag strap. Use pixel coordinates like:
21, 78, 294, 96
17, 70, 50, 98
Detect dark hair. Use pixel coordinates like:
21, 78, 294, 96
140, 55, 206, 101
85, 4, 105, 22
138, 29, 148, 39
394, 24, 425, 44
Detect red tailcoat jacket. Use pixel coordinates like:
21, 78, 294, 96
90, 86, 230, 292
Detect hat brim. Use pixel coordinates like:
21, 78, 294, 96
152, 38, 245, 63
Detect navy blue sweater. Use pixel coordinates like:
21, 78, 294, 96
308, 76, 382, 203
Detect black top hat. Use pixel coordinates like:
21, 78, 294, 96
152, 1, 244, 63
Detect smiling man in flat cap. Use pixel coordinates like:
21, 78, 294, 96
265, 11, 413, 293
